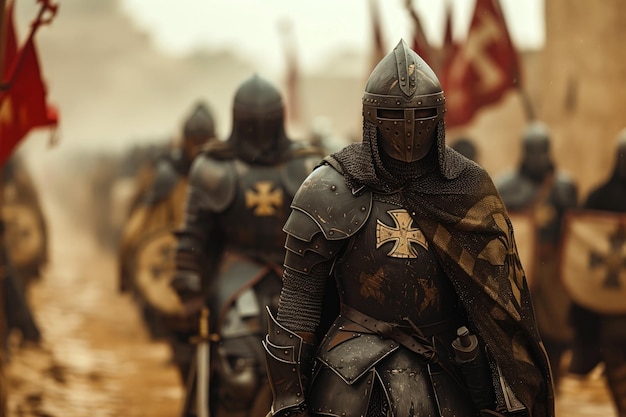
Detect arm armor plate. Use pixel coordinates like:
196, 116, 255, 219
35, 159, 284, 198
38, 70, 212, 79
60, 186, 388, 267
144, 159, 179, 205
554, 172, 579, 208
263, 307, 314, 415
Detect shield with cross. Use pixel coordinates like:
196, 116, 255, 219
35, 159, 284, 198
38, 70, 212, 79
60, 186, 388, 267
560, 210, 626, 314
134, 227, 185, 315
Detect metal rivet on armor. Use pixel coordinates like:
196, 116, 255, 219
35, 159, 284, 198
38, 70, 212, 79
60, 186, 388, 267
296, 393, 301, 397
298, 249, 302, 253
292, 368, 296, 372
354, 221, 359, 225
411, 212, 416, 216
393, 121, 398, 125
407, 132, 411, 137
407, 145, 412, 150
314, 244, 319, 249
329, 231, 334, 235
329, 251, 333, 255
284, 350, 289, 355
418, 101, 422, 105
276, 330, 280, 334
396, 100, 401, 105
401, 76, 405, 81
330, 185, 337, 191
367, 111, 371, 115
361, 206, 366, 211
378, 120, 382, 124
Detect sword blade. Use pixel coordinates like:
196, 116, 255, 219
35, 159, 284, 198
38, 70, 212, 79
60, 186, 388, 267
197, 341, 210, 417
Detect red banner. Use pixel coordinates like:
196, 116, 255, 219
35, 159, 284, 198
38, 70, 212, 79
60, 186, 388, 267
0, 0, 59, 166
405, 0, 435, 70
441, 0, 521, 128
368, 0, 386, 72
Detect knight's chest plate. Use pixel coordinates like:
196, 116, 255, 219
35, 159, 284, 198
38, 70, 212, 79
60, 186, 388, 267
219, 163, 292, 261
335, 199, 457, 325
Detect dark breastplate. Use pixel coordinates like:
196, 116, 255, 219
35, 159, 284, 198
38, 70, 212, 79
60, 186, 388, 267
334, 198, 461, 327
219, 162, 292, 265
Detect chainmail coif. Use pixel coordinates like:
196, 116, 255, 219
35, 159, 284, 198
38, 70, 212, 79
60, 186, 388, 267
325, 119, 554, 417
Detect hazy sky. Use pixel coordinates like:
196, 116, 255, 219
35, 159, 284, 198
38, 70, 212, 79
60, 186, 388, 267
119, 0, 544, 75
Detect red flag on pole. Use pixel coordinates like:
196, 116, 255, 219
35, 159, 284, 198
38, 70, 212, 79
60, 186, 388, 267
278, 19, 301, 129
2, 0, 18, 77
441, 2, 457, 70
404, 0, 435, 70
441, 0, 521, 128
1, 0, 59, 166
368, 0, 386, 72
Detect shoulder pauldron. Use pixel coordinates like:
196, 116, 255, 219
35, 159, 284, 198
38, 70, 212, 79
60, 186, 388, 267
188, 155, 237, 213
284, 164, 372, 242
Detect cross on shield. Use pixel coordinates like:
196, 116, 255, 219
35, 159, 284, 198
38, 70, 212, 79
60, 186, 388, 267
589, 225, 626, 289
245, 181, 283, 216
560, 210, 626, 314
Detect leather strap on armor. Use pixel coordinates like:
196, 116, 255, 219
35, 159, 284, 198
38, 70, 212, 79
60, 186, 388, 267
340, 304, 467, 390
263, 307, 315, 416
340, 304, 439, 361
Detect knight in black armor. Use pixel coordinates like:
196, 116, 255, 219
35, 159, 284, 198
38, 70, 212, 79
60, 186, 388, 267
495, 121, 578, 386
568, 129, 626, 417
118, 101, 217, 356
264, 40, 554, 417
171, 74, 324, 417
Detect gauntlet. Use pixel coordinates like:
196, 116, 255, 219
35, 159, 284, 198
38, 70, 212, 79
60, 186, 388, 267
262, 307, 316, 417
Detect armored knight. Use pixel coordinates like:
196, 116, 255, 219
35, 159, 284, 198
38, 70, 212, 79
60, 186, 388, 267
171, 74, 324, 417
568, 129, 626, 417
495, 122, 578, 385
118, 101, 217, 355
264, 40, 554, 417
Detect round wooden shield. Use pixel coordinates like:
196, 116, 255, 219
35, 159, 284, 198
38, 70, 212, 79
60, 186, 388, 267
2, 204, 45, 268
134, 228, 184, 315
560, 210, 626, 314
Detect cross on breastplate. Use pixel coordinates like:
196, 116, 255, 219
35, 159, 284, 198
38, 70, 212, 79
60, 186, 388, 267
376, 209, 428, 258
589, 225, 626, 289
534, 201, 557, 229
245, 181, 283, 216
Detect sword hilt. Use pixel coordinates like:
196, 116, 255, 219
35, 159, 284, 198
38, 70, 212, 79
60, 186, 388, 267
191, 307, 220, 344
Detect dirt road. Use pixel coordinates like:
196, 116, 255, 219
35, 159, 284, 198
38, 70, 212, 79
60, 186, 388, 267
5, 170, 184, 417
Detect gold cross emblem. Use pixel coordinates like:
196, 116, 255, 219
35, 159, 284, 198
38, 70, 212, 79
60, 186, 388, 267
245, 181, 283, 216
534, 201, 556, 229
376, 209, 428, 258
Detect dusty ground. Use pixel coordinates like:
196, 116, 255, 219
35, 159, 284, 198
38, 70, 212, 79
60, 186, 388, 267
2, 162, 620, 417
5, 177, 184, 417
